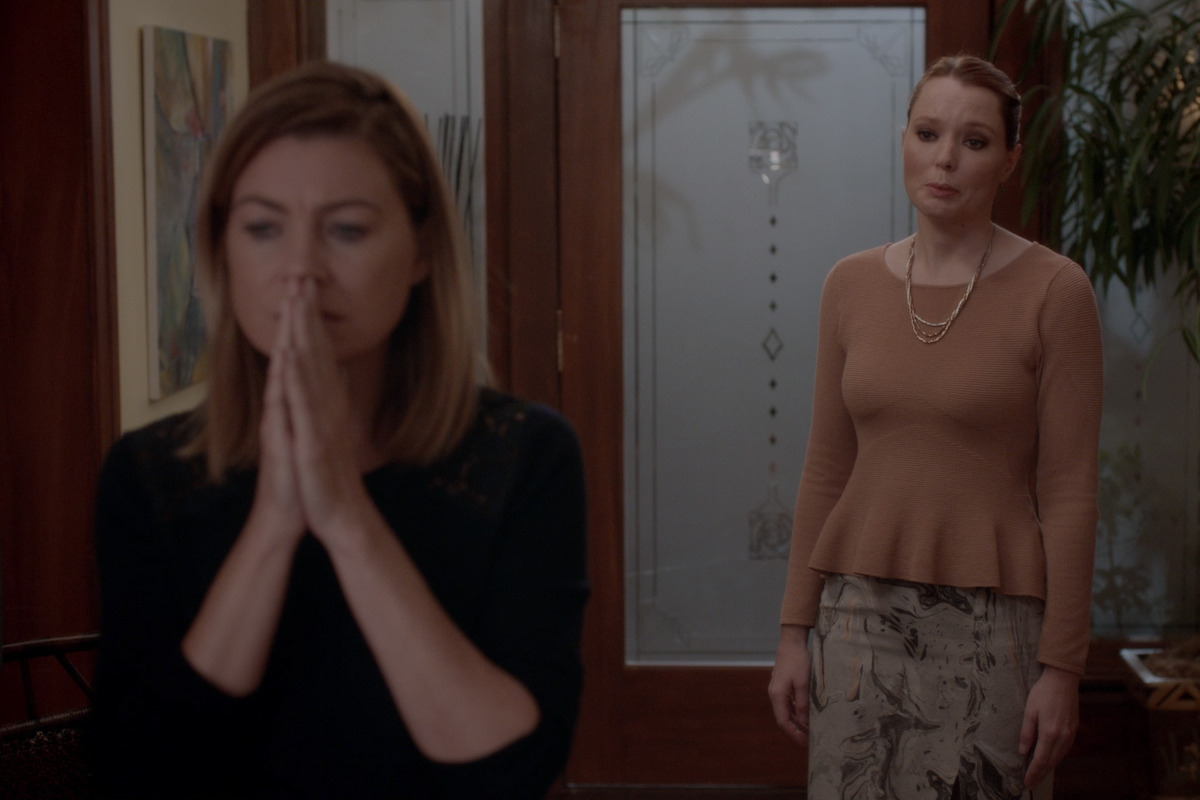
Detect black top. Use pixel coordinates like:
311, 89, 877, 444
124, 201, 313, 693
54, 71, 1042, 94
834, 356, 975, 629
90, 389, 588, 799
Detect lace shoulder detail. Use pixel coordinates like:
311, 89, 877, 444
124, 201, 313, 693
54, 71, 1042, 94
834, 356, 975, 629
424, 390, 535, 508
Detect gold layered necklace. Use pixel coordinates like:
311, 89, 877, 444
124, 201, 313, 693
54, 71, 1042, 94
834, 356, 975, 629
905, 228, 994, 344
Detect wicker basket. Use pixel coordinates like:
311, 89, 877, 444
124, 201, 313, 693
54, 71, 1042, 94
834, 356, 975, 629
1121, 648, 1200, 799
1123, 648, 1200, 711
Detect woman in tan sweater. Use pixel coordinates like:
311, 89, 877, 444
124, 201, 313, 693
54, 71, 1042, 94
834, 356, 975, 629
767, 55, 1103, 800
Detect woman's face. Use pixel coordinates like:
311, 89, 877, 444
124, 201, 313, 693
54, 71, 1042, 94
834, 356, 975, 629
902, 76, 1021, 227
224, 134, 428, 368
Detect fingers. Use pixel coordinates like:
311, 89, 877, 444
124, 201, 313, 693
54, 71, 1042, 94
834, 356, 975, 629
276, 276, 368, 539
1023, 720, 1076, 788
250, 286, 307, 538
1021, 694, 1077, 788
772, 657, 811, 743
281, 277, 342, 453
768, 634, 811, 749
773, 693, 809, 746
1018, 704, 1037, 756
767, 676, 793, 728
778, 702, 809, 744
291, 277, 337, 375
259, 281, 298, 467
1021, 666, 1080, 788
264, 283, 294, 428
1024, 738, 1053, 789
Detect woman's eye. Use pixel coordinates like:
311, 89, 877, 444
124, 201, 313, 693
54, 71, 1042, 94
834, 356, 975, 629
965, 138, 988, 150
329, 223, 369, 242
917, 129, 937, 142
243, 221, 280, 240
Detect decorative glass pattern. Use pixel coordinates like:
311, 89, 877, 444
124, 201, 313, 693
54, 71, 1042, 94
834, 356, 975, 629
622, 7, 925, 663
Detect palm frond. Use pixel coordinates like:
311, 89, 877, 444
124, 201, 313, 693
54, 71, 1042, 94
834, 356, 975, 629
994, 0, 1200, 358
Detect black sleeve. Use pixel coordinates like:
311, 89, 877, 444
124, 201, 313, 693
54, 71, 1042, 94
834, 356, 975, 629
431, 405, 590, 799
88, 429, 261, 798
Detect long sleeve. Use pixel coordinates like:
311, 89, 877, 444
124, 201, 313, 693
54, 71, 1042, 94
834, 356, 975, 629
427, 402, 589, 799
90, 420, 263, 796
1032, 263, 1103, 673
779, 261, 859, 627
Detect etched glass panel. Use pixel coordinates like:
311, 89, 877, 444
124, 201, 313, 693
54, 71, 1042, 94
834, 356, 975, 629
1093, 286, 1200, 640
622, 7, 925, 663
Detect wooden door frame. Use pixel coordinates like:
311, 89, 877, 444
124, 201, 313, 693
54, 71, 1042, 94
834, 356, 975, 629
483, 0, 562, 407
247, 0, 327, 86
554, 0, 1016, 785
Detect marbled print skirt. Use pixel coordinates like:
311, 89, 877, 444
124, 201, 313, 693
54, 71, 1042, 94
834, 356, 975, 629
808, 574, 1046, 800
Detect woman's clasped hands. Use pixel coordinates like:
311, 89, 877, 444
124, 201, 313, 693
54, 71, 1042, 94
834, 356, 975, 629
256, 274, 377, 552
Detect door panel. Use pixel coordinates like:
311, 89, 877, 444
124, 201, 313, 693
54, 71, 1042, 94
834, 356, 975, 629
622, 5, 923, 666
558, 0, 994, 784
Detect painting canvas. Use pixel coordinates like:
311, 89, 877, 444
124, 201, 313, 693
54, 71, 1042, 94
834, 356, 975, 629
143, 26, 230, 400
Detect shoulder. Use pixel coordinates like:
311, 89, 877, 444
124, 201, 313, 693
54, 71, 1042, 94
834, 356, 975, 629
443, 388, 583, 478
95, 413, 218, 550
1009, 244, 1098, 311
98, 412, 209, 503
828, 244, 889, 282
102, 413, 198, 478
474, 388, 581, 454
421, 389, 584, 516
1010, 243, 1089, 285
819, 245, 892, 314
1003, 246, 1102, 362
477, 387, 576, 433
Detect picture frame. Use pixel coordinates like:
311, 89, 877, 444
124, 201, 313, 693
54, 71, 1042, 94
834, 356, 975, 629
141, 25, 230, 401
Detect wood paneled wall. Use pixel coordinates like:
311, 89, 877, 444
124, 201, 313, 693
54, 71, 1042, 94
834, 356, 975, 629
483, 0, 561, 407
0, 0, 116, 722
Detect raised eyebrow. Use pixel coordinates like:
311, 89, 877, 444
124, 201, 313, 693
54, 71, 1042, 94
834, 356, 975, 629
227, 197, 383, 214
230, 194, 285, 213
320, 199, 382, 215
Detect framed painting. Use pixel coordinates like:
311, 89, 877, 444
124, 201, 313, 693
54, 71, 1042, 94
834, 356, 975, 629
142, 26, 230, 400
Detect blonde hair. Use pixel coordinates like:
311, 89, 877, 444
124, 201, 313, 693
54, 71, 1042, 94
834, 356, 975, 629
187, 61, 486, 480
909, 55, 1023, 150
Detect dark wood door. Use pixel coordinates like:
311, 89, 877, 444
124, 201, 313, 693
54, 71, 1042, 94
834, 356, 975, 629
554, 0, 1000, 785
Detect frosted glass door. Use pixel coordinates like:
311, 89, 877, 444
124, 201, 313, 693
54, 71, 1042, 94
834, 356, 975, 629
623, 7, 924, 663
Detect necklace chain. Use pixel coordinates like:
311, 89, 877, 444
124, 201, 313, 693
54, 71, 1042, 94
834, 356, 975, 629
905, 229, 994, 344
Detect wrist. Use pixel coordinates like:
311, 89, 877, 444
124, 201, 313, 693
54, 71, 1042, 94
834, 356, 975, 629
244, 501, 306, 552
780, 624, 811, 645
316, 499, 387, 560
1039, 664, 1082, 686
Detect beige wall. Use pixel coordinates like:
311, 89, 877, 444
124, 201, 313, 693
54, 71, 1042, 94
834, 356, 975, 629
108, 0, 249, 432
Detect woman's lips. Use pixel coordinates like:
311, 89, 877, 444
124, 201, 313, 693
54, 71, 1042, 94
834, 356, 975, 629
927, 182, 959, 198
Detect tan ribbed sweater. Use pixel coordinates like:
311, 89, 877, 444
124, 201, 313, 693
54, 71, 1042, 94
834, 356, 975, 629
780, 243, 1103, 675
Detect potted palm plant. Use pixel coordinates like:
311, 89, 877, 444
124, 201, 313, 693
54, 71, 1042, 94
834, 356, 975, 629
993, 1, 1200, 795
993, 0, 1200, 354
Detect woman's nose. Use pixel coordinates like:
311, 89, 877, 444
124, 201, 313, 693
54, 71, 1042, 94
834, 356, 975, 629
936, 142, 956, 170
284, 234, 328, 280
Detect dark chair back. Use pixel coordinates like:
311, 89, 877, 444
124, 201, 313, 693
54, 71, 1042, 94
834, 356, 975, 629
1, 633, 100, 799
